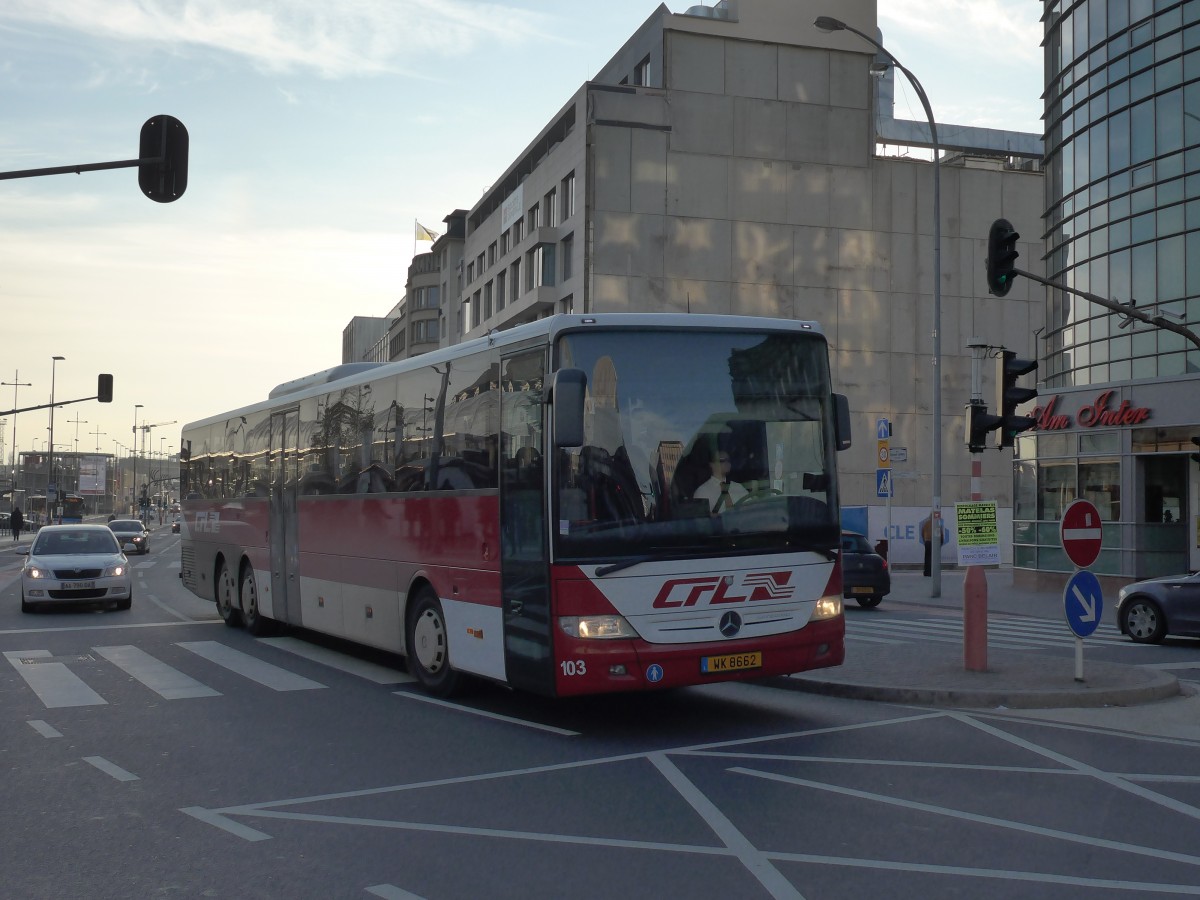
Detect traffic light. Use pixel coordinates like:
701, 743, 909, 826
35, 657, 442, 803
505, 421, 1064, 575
97, 373, 113, 403
138, 114, 189, 203
965, 402, 1003, 453
986, 218, 1020, 297
996, 350, 1038, 449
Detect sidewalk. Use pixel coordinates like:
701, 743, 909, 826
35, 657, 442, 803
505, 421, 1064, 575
786, 566, 1185, 709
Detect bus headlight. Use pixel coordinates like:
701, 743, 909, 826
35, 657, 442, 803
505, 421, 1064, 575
559, 615, 639, 639
812, 595, 843, 620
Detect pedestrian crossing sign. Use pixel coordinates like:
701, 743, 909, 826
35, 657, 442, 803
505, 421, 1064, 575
876, 468, 892, 498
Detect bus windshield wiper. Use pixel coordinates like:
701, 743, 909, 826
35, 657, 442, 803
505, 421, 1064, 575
594, 556, 657, 577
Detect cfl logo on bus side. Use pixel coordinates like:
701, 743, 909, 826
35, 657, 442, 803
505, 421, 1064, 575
652, 571, 794, 608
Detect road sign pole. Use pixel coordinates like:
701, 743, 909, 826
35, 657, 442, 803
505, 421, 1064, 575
1075, 636, 1084, 682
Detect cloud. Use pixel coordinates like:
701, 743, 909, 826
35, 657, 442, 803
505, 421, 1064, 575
0, 0, 556, 79
880, 0, 1042, 65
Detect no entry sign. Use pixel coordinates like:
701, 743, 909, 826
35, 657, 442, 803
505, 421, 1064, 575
1060, 499, 1103, 568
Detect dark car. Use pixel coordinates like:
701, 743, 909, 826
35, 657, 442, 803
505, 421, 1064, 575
841, 530, 890, 608
1117, 572, 1200, 643
108, 518, 150, 555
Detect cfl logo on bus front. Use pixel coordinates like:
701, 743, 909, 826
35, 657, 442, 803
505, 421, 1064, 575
652, 572, 794, 608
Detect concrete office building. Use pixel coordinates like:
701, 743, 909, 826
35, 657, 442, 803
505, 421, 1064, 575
440, 0, 1045, 568
1019, 0, 1200, 585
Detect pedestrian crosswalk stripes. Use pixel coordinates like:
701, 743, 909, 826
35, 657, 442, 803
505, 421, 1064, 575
846, 611, 1126, 651
4, 637, 413, 709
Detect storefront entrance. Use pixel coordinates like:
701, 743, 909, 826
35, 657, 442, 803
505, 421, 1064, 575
1137, 455, 1190, 577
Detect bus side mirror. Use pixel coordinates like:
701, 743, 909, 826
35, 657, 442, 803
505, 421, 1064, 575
834, 393, 851, 451
550, 368, 587, 448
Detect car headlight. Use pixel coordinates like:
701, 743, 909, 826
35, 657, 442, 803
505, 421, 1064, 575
559, 615, 639, 639
25, 566, 46, 579
104, 564, 126, 577
812, 595, 843, 620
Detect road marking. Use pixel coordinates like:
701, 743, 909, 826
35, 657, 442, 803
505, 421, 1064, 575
94, 645, 221, 699
0, 619, 224, 637
178, 640, 327, 691
393, 690, 579, 735
4, 649, 107, 708
366, 886, 428, 900
83, 756, 139, 782
650, 752, 804, 900
28, 719, 62, 738
259, 636, 415, 685
180, 807, 272, 841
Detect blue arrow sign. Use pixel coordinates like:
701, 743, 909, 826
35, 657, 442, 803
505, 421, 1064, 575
1063, 569, 1103, 638
876, 418, 891, 440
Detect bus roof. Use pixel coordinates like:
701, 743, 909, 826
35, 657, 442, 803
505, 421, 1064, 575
182, 313, 828, 432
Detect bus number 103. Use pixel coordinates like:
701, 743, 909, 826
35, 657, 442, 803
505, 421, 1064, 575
560, 660, 588, 676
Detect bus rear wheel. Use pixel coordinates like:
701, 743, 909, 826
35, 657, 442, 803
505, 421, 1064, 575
240, 567, 274, 637
216, 562, 242, 628
405, 587, 461, 697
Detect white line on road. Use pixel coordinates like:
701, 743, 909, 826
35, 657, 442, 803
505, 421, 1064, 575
393, 690, 579, 736
27, 719, 62, 738
83, 756, 138, 782
94, 645, 221, 699
259, 636, 415, 685
178, 640, 327, 691
366, 886, 428, 900
4, 649, 107, 708
180, 807, 272, 842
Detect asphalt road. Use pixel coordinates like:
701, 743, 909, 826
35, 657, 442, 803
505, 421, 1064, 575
3, 531, 1200, 899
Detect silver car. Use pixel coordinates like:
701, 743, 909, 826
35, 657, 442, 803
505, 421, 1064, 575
21, 524, 132, 613
1117, 572, 1200, 643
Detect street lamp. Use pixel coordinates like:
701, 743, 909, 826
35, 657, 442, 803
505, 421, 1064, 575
814, 16, 944, 597
132, 404, 144, 517
47, 356, 65, 523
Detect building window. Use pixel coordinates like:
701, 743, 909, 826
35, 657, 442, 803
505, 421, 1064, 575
466, 261, 474, 283
496, 270, 506, 311
529, 203, 541, 229
562, 233, 573, 282
633, 55, 650, 86
512, 217, 523, 243
477, 252, 485, 274
561, 171, 575, 220
559, 295, 574, 315
500, 229, 509, 255
511, 258, 521, 299
471, 291, 481, 329
545, 188, 558, 226
484, 281, 493, 320
488, 242, 497, 267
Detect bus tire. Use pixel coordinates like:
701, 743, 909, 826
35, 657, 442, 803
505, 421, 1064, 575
405, 586, 461, 697
240, 567, 274, 637
216, 561, 242, 628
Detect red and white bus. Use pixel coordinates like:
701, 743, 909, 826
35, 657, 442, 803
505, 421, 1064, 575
180, 314, 852, 697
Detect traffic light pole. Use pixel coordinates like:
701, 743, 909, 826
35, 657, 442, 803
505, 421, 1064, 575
1013, 267, 1200, 350
964, 340, 988, 672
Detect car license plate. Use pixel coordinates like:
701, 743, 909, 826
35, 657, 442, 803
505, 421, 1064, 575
700, 651, 762, 674
61, 581, 96, 590
852, 586, 874, 594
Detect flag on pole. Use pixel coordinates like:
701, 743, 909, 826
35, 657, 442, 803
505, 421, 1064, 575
415, 221, 440, 242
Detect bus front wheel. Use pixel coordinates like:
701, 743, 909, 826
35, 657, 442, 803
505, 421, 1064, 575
405, 587, 461, 697
216, 562, 242, 628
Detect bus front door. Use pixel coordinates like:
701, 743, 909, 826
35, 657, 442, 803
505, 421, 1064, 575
499, 349, 553, 695
269, 408, 301, 626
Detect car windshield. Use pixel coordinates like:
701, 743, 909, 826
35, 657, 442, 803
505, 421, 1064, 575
109, 521, 143, 532
552, 328, 840, 563
33, 530, 120, 555
841, 534, 873, 554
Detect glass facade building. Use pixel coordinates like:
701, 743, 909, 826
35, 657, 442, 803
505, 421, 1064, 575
1016, 0, 1200, 586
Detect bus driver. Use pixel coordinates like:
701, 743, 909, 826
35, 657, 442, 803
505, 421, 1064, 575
692, 447, 747, 514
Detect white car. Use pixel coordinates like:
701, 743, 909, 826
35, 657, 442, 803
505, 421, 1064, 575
21, 524, 132, 613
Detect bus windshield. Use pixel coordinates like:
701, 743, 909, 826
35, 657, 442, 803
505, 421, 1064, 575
553, 328, 840, 563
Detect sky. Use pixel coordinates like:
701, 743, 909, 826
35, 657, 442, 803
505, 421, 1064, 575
0, 0, 1045, 467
